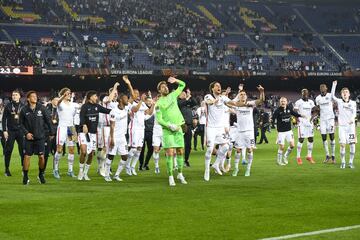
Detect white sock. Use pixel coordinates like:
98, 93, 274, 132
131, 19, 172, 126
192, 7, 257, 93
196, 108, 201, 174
214, 144, 229, 166
131, 150, 141, 168
226, 157, 231, 166
241, 148, 246, 161
205, 148, 212, 170
54, 152, 61, 171
153, 152, 160, 168
330, 140, 336, 157
68, 154, 74, 172
284, 147, 293, 159
277, 149, 283, 163
234, 152, 241, 169
79, 163, 84, 173
126, 148, 136, 168
297, 142, 303, 158
174, 154, 177, 168
340, 146, 346, 164
105, 159, 112, 177
247, 152, 254, 169
349, 144, 355, 164
115, 160, 126, 176
84, 164, 91, 175
323, 140, 329, 156
97, 151, 102, 168
307, 142, 313, 158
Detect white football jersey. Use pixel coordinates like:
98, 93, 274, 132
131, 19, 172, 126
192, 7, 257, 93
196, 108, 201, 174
57, 101, 77, 127
204, 94, 230, 128
153, 117, 163, 134
294, 99, 315, 126
235, 101, 255, 132
196, 107, 207, 125
109, 107, 128, 137
315, 93, 334, 120
335, 99, 356, 126
100, 96, 118, 126
130, 101, 148, 130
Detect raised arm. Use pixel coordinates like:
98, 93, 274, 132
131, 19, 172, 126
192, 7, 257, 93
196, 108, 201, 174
106, 82, 120, 103
122, 75, 135, 100
255, 85, 265, 106
168, 77, 186, 98
331, 80, 341, 102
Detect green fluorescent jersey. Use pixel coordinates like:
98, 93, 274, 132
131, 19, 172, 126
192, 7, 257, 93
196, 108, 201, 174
155, 80, 186, 130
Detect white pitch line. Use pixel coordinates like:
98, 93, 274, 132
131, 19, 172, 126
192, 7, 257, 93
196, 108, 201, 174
259, 225, 360, 240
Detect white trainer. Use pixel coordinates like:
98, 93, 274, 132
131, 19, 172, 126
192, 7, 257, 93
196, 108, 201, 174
340, 162, 346, 169
84, 174, 91, 181
104, 176, 112, 182
113, 175, 123, 182
204, 168, 210, 181
169, 176, 176, 187
131, 167, 137, 176
177, 173, 188, 184
77, 171, 84, 181
212, 164, 223, 175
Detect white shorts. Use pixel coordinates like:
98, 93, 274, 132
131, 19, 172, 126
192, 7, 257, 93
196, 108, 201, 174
277, 130, 294, 145
320, 118, 335, 135
339, 124, 357, 144
56, 126, 75, 147
152, 134, 163, 147
129, 128, 145, 147
298, 124, 314, 138
97, 126, 110, 149
107, 135, 128, 156
235, 130, 255, 149
206, 127, 228, 148
78, 133, 97, 154
229, 126, 238, 143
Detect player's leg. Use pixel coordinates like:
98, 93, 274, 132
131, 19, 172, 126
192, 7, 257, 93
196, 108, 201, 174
176, 147, 187, 184
67, 142, 76, 177
339, 126, 347, 168
165, 147, 176, 186
296, 133, 304, 165
82, 134, 96, 181
36, 140, 46, 184
204, 128, 216, 181
114, 136, 128, 181
77, 133, 88, 180
225, 141, 234, 172
96, 126, 105, 175
53, 126, 65, 179
245, 147, 253, 177
306, 136, 315, 164
22, 139, 33, 185
277, 144, 285, 166
349, 143, 355, 168
348, 125, 356, 168
212, 143, 229, 175
104, 154, 114, 182
283, 133, 295, 165
153, 146, 161, 174
329, 133, 336, 163
232, 148, 241, 176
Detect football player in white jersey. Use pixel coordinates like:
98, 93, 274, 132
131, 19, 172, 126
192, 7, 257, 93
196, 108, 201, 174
331, 81, 357, 168
203, 82, 231, 181
152, 98, 163, 174
97, 82, 120, 176
228, 85, 265, 177
294, 89, 316, 165
315, 84, 336, 164
104, 77, 135, 182
53, 88, 78, 179
126, 84, 155, 176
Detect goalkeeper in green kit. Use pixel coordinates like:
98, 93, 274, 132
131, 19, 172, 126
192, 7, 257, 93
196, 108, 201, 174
155, 76, 188, 186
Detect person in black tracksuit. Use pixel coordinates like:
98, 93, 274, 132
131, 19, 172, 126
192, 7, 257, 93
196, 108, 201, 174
139, 113, 154, 170
77, 91, 111, 180
272, 97, 303, 165
2, 90, 25, 176
44, 97, 59, 171
258, 109, 270, 144
19, 91, 54, 185
178, 89, 197, 167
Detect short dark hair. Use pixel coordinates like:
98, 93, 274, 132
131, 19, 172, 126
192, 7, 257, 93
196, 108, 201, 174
86, 90, 97, 101
26, 90, 37, 99
209, 81, 219, 93
12, 89, 21, 96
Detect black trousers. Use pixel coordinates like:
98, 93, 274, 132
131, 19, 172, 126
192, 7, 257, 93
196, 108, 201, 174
3, 129, 24, 169
258, 127, 269, 144
44, 135, 56, 171
0, 131, 6, 151
194, 124, 205, 150
139, 131, 153, 168
184, 124, 192, 163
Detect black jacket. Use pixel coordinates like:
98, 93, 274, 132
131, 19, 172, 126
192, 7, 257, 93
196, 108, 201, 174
45, 103, 58, 136
178, 97, 197, 125
20, 103, 54, 140
145, 114, 154, 133
272, 106, 301, 132
80, 102, 111, 134
2, 101, 25, 132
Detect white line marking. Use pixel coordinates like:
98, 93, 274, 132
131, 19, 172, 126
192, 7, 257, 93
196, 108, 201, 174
259, 225, 360, 240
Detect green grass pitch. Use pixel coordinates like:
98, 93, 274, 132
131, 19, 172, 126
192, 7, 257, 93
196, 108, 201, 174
0, 129, 360, 240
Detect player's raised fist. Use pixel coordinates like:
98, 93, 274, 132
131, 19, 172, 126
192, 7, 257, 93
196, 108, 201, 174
168, 76, 177, 84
